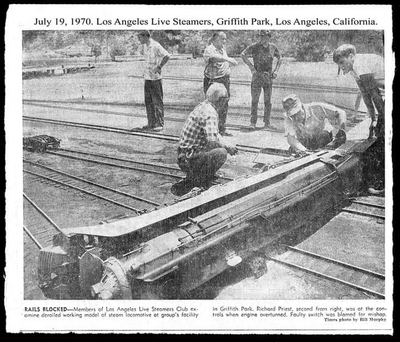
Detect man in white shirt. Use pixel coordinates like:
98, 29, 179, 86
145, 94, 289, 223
203, 31, 238, 136
137, 30, 170, 131
333, 44, 385, 195
333, 44, 384, 139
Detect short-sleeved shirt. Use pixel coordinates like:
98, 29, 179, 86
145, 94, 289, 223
203, 44, 231, 79
284, 102, 346, 140
351, 54, 384, 80
242, 42, 280, 72
350, 54, 385, 95
179, 100, 220, 152
140, 38, 170, 80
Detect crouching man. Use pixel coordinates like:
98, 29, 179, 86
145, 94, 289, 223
172, 83, 238, 196
282, 94, 347, 154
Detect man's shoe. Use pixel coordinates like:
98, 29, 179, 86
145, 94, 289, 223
152, 126, 163, 132
249, 123, 256, 130
171, 178, 194, 196
141, 125, 153, 130
264, 123, 277, 130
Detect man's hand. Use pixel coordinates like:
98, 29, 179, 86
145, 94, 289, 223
299, 150, 313, 156
226, 146, 239, 156
153, 65, 162, 74
228, 57, 238, 66
271, 71, 278, 79
332, 129, 347, 148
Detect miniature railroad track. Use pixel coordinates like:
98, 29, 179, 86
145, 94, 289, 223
22, 98, 363, 134
48, 148, 234, 182
23, 159, 160, 215
270, 245, 385, 299
128, 74, 359, 95
22, 98, 287, 125
23, 116, 289, 156
343, 198, 385, 220
23, 193, 65, 249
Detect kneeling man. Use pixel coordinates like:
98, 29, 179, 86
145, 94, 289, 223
172, 83, 238, 196
282, 94, 347, 154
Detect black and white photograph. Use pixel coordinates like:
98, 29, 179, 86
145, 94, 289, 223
5, 4, 393, 334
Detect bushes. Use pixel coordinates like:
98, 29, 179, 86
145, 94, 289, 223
290, 31, 330, 62
109, 45, 127, 61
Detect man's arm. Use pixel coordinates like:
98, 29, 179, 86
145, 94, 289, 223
204, 46, 237, 65
203, 114, 238, 155
317, 103, 347, 131
287, 134, 307, 152
159, 55, 170, 68
153, 44, 170, 74
272, 46, 282, 78
154, 55, 170, 74
241, 46, 256, 74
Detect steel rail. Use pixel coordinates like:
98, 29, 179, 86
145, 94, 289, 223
269, 256, 385, 299
59, 148, 184, 171
341, 208, 385, 220
350, 199, 385, 210
22, 98, 287, 123
23, 193, 65, 236
23, 116, 179, 142
23, 116, 288, 155
56, 148, 234, 182
285, 245, 385, 279
46, 150, 185, 181
23, 158, 160, 206
23, 225, 44, 249
128, 74, 359, 94
24, 168, 143, 214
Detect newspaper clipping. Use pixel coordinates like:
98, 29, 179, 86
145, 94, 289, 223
5, 4, 393, 334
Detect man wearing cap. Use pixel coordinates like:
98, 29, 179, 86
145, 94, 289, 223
282, 94, 347, 153
241, 30, 282, 130
136, 30, 170, 131
172, 83, 238, 196
203, 31, 238, 136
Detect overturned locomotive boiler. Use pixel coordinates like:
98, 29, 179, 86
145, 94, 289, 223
38, 139, 373, 300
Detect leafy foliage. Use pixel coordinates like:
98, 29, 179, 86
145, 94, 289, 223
290, 31, 330, 62
22, 30, 384, 61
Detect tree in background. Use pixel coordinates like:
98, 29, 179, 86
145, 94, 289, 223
180, 31, 207, 56
22, 30, 384, 61
290, 31, 330, 62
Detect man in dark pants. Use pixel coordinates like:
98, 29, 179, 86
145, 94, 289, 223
241, 30, 282, 130
136, 30, 170, 132
333, 44, 385, 194
282, 94, 347, 154
203, 31, 238, 136
172, 83, 238, 196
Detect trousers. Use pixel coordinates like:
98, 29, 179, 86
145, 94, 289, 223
203, 75, 230, 133
178, 148, 228, 187
144, 79, 164, 127
251, 72, 273, 125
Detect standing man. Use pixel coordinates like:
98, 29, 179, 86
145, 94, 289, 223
282, 94, 347, 154
172, 83, 238, 196
136, 30, 170, 132
241, 30, 282, 130
333, 44, 385, 194
333, 44, 384, 140
203, 31, 238, 136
